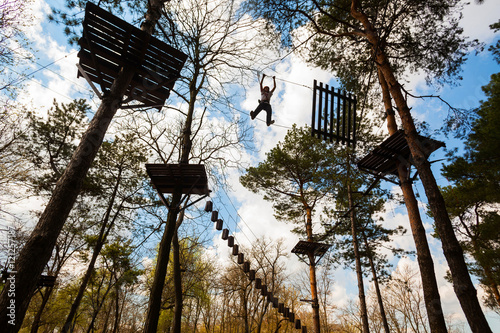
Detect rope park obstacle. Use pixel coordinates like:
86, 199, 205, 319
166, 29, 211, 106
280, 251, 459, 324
71, 2, 443, 332
144, 163, 309, 331
72, 2, 313, 330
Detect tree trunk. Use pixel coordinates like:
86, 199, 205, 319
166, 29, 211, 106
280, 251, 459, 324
350, 3, 492, 331
306, 207, 321, 333
86, 275, 114, 333
112, 284, 121, 333
0, 2, 166, 330
62, 170, 122, 332
30, 287, 54, 333
171, 230, 183, 333
378, 69, 448, 333
143, 189, 182, 333
347, 184, 370, 333
384, 60, 491, 333
360, 230, 390, 333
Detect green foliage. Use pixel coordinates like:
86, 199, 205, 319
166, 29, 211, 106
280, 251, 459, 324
488, 20, 500, 64
154, 236, 216, 329
49, 0, 142, 45
441, 67, 500, 310
24, 99, 90, 194
240, 125, 343, 226
244, 0, 479, 88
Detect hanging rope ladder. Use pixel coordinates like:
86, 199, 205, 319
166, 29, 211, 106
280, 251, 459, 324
204, 200, 308, 332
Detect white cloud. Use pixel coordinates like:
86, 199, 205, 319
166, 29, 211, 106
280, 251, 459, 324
460, 1, 500, 44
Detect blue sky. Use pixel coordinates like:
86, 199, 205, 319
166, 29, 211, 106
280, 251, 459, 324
4, 0, 500, 331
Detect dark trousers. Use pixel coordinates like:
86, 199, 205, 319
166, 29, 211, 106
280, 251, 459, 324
253, 102, 272, 125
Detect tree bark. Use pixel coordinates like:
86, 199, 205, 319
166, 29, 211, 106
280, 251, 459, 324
30, 287, 53, 333
360, 230, 390, 333
144, 43, 197, 333
0, 1, 167, 330
143, 189, 182, 333
350, 2, 491, 331
306, 207, 321, 333
171, 230, 183, 333
62, 169, 122, 332
347, 184, 370, 333
378, 69, 447, 333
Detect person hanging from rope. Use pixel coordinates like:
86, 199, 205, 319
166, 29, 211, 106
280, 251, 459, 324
250, 74, 276, 126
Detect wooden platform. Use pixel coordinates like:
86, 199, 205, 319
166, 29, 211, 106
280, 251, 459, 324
77, 2, 187, 109
291, 240, 331, 257
146, 164, 210, 196
357, 130, 444, 176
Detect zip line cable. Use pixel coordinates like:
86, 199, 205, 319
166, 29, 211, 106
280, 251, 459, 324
250, 69, 313, 91
0, 50, 79, 91
213, 191, 254, 247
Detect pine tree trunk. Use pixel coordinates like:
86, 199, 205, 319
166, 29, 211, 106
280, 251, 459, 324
378, 69, 448, 333
306, 207, 321, 333
360, 230, 390, 333
350, 3, 491, 331
384, 66, 491, 333
0, 2, 166, 330
347, 184, 370, 333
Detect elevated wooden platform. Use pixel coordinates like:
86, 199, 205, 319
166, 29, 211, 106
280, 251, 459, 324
77, 2, 187, 109
146, 164, 210, 196
291, 240, 331, 257
38, 275, 56, 287
357, 130, 444, 177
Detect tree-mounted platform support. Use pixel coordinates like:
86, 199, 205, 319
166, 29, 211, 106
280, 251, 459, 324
311, 80, 357, 147
357, 129, 445, 185
291, 240, 331, 266
77, 2, 187, 110
146, 164, 210, 211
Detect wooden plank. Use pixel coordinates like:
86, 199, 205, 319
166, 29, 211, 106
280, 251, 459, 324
291, 240, 331, 256
146, 164, 209, 195
78, 2, 187, 108
357, 130, 444, 175
78, 53, 171, 105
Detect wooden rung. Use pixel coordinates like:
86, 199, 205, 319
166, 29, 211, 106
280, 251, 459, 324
267, 291, 273, 303
211, 210, 218, 222
232, 244, 239, 255
278, 303, 284, 313
255, 278, 262, 289
295, 319, 301, 329
272, 297, 278, 308
302, 325, 307, 333
284, 307, 289, 317
261, 285, 267, 296
288, 312, 295, 323
227, 236, 234, 247
215, 219, 223, 230
221, 229, 229, 240
248, 269, 255, 280
243, 261, 250, 273
237, 253, 244, 264
204, 200, 213, 212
